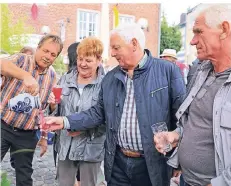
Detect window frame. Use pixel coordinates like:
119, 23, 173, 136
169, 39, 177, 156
76, 8, 101, 41
113, 13, 135, 27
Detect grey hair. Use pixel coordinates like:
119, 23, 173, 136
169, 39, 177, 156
204, 4, 231, 28
110, 23, 146, 50
192, 4, 231, 29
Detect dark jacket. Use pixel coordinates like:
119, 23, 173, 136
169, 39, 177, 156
66, 49, 186, 186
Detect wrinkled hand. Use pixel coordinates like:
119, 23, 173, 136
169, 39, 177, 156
47, 92, 57, 112
171, 176, 180, 185
154, 131, 179, 155
172, 169, 181, 177
37, 138, 47, 157
171, 169, 181, 185
45, 116, 64, 131
68, 131, 81, 137
23, 74, 39, 96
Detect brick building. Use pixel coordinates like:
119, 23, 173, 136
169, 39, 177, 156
8, 3, 160, 59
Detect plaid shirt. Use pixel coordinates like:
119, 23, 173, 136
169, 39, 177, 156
0, 53, 56, 135
118, 53, 147, 151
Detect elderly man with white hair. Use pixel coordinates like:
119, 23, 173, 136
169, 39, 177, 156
154, 4, 231, 186
45, 23, 186, 186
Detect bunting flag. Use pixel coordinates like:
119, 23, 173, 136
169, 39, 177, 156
31, 3, 38, 20
113, 6, 119, 28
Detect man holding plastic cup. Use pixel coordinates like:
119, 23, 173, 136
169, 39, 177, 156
154, 4, 231, 186
44, 23, 186, 186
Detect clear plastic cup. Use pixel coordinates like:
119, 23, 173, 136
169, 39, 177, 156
151, 122, 172, 153
39, 110, 50, 131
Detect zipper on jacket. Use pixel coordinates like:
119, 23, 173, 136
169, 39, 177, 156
150, 86, 168, 97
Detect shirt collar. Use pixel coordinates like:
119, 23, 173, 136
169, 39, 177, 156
138, 51, 148, 69
34, 64, 49, 75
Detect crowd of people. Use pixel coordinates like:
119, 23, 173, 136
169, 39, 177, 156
1, 4, 231, 186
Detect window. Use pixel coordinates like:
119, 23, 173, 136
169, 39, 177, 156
119, 15, 135, 24
25, 34, 43, 48
9, 34, 43, 49
113, 14, 135, 28
77, 9, 100, 41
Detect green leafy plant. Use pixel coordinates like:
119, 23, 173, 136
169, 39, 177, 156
160, 15, 182, 54
52, 55, 67, 76
0, 4, 34, 54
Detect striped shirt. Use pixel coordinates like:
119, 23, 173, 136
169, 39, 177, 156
118, 52, 147, 151
0, 53, 56, 130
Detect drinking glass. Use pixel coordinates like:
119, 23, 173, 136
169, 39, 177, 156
151, 122, 172, 152
39, 110, 50, 131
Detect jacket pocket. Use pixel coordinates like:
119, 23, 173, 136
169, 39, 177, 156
150, 86, 168, 97
196, 87, 207, 99
150, 86, 169, 109
84, 135, 106, 162
91, 95, 99, 106
62, 88, 71, 96
60, 88, 71, 107
221, 102, 231, 129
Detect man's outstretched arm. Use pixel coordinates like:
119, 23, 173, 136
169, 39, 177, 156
45, 86, 105, 131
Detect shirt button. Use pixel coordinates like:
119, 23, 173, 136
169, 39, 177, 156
179, 111, 182, 114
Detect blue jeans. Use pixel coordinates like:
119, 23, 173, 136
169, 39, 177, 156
180, 175, 191, 186
108, 147, 152, 186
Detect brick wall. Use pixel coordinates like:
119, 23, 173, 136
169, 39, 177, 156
8, 3, 160, 56
109, 4, 160, 56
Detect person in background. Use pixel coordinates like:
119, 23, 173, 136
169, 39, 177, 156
67, 42, 80, 72
155, 4, 231, 186
45, 23, 186, 186
1, 34, 63, 186
160, 49, 189, 84
20, 46, 35, 55
48, 37, 106, 186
